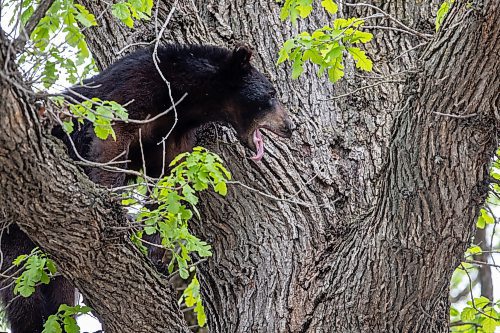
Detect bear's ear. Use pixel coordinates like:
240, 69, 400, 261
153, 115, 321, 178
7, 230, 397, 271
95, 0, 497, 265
231, 44, 253, 68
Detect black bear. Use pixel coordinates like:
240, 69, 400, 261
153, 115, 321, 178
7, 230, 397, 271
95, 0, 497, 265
0, 44, 293, 332
62, 43, 293, 188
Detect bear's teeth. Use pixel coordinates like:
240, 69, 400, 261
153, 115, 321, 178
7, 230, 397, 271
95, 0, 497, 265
250, 129, 264, 161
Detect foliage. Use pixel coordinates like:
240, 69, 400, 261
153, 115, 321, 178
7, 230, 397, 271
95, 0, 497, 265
13, 248, 57, 298
125, 147, 231, 280
5, 0, 152, 91
450, 296, 500, 333
278, 0, 337, 25
6, 0, 98, 89
435, 0, 455, 31
178, 274, 207, 327
277, 0, 373, 82
7, 0, 149, 140
124, 147, 230, 328
450, 248, 500, 332
111, 0, 154, 28
476, 208, 495, 229
53, 96, 129, 140
42, 304, 92, 333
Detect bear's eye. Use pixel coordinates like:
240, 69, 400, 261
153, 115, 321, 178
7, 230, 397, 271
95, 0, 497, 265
269, 90, 276, 98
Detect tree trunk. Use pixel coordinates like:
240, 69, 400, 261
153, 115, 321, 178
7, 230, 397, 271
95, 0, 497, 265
475, 226, 493, 299
1, 0, 499, 332
0, 31, 189, 333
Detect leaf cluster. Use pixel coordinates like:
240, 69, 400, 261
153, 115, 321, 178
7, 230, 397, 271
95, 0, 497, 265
178, 275, 207, 327
54, 96, 129, 141
450, 297, 500, 333
7, 0, 152, 91
450, 146, 500, 331
13, 248, 57, 298
10, 0, 98, 89
277, 17, 373, 83
42, 304, 92, 333
125, 147, 231, 280
111, 0, 154, 28
278, 0, 338, 25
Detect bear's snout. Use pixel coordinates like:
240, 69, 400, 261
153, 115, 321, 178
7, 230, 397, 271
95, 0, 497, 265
281, 118, 295, 138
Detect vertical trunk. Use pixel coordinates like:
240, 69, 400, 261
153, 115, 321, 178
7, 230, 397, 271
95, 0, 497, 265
475, 227, 493, 299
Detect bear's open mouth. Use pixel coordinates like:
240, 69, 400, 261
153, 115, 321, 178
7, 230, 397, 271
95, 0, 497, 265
250, 129, 264, 161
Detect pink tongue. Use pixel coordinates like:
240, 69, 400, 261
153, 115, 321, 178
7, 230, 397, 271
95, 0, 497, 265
250, 129, 264, 161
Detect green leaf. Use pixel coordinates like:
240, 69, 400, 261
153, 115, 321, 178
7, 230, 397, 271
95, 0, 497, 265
112, 3, 134, 28
13, 254, 27, 266
291, 56, 304, 79
62, 120, 74, 134
64, 25, 83, 47
73, 4, 97, 27
334, 17, 365, 29
474, 296, 491, 308
435, 0, 454, 31
302, 49, 323, 65
40, 271, 50, 284
297, 4, 312, 18
460, 307, 476, 322
180, 275, 207, 327
348, 30, 373, 44
42, 61, 58, 89
327, 58, 344, 83
491, 172, 500, 180
14, 249, 57, 298
21, 6, 34, 25
321, 0, 338, 15
466, 245, 482, 255
144, 226, 157, 235
347, 47, 373, 71
93, 123, 115, 140
482, 317, 498, 333
214, 182, 227, 196
62, 316, 79, 333
42, 304, 92, 333
42, 316, 62, 333
477, 208, 494, 229
195, 300, 207, 327
17, 284, 35, 297
483, 210, 495, 224
477, 215, 486, 229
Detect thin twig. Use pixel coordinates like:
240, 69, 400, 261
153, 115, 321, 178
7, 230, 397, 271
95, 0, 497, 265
152, 1, 180, 146
321, 79, 403, 101
433, 111, 478, 119
342, 2, 433, 40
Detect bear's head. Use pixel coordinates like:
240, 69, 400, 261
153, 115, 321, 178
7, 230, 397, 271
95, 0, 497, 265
222, 45, 294, 161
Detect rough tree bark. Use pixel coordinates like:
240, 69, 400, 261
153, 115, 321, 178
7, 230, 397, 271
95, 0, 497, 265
1, 0, 499, 332
0, 31, 190, 332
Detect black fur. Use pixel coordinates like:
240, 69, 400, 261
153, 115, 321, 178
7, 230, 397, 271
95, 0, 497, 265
1, 44, 292, 332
